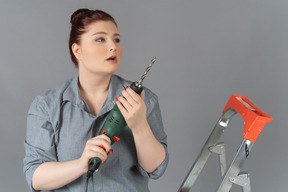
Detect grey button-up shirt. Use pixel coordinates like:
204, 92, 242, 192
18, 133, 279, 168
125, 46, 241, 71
23, 74, 168, 192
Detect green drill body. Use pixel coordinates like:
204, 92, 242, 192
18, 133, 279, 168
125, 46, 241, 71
102, 104, 127, 144
87, 83, 141, 177
87, 104, 127, 176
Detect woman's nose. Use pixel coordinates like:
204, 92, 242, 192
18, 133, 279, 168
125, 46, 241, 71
108, 40, 117, 52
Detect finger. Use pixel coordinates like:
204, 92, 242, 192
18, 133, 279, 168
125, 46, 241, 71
122, 89, 137, 106
85, 145, 108, 163
86, 142, 107, 156
96, 134, 112, 144
89, 135, 111, 153
126, 86, 142, 103
118, 95, 133, 112
91, 150, 107, 163
115, 97, 129, 117
107, 149, 114, 156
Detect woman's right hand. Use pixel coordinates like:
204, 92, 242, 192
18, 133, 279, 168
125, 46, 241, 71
31, 135, 112, 190
79, 134, 112, 173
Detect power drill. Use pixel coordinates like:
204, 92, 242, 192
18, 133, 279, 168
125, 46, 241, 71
87, 57, 157, 178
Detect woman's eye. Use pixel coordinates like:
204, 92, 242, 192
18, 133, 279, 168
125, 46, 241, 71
96, 38, 105, 42
114, 38, 120, 43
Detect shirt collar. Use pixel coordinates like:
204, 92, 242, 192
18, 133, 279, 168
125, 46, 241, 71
100, 74, 126, 116
62, 74, 83, 106
62, 73, 127, 116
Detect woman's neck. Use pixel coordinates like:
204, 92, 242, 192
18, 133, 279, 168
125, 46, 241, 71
78, 70, 111, 96
78, 70, 111, 116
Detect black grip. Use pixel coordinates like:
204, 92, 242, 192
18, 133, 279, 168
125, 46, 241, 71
87, 158, 101, 178
130, 82, 143, 95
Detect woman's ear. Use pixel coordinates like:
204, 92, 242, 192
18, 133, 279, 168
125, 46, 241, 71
72, 43, 81, 61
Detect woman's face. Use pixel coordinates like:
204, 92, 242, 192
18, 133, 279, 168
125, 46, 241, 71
73, 20, 122, 76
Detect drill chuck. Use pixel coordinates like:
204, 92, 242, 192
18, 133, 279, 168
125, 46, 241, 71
130, 82, 143, 95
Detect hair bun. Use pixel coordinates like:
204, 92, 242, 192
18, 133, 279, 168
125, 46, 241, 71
70, 8, 90, 25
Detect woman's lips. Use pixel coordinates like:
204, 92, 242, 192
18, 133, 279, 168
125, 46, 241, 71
106, 56, 117, 63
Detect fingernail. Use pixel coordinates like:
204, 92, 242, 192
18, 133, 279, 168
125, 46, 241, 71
115, 97, 118, 101
126, 86, 129, 89
103, 160, 107, 164
100, 145, 106, 151
107, 149, 113, 155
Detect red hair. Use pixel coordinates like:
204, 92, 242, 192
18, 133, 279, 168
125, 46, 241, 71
69, 9, 117, 67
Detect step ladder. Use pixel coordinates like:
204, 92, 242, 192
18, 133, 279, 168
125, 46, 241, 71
178, 95, 273, 192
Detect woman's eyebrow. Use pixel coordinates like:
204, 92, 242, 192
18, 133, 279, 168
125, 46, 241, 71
92, 32, 120, 37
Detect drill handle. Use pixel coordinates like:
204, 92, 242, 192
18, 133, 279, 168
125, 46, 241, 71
87, 157, 102, 178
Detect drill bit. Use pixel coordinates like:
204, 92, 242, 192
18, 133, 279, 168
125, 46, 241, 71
136, 57, 156, 87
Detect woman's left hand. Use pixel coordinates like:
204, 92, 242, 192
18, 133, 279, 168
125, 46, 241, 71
116, 86, 148, 132
116, 86, 166, 173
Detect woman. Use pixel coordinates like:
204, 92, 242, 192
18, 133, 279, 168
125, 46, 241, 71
23, 9, 168, 192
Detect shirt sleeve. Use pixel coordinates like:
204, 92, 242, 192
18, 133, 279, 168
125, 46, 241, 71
136, 91, 169, 180
23, 96, 58, 191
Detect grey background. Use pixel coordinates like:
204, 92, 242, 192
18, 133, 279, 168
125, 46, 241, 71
0, 0, 286, 191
